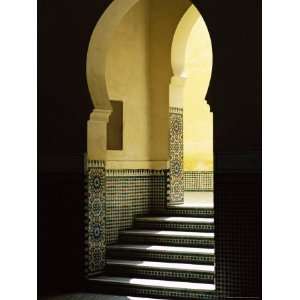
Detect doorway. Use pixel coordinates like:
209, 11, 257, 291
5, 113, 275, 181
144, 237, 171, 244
169, 5, 214, 208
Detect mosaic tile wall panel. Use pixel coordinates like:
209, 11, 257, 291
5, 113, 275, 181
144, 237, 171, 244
106, 169, 167, 245
85, 160, 106, 276
169, 107, 184, 204
184, 171, 214, 191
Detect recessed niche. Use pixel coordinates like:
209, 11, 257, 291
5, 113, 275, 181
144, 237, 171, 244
107, 100, 123, 150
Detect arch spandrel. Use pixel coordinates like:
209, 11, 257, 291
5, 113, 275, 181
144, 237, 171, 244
86, 0, 140, 110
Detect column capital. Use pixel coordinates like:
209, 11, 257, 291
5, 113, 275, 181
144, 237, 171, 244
170, 75, 186, 87
89, 108, 112, 123
87, 108, 111, 161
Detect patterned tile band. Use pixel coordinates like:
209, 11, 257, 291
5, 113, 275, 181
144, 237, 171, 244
170, 106, 184, 114
106, 169, 167, 245
184, 171, 214, 191
106, 169, 165, 177
85, 160, 106, 276
169, 107, 184, 204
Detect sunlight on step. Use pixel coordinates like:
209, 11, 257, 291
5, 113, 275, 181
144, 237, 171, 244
132, 260, 214, 271
127, 278, 215, 290
126, 297, 167, 300
162, 217, 213, 223
147, 230, 214, 237
144, 245, 214, 254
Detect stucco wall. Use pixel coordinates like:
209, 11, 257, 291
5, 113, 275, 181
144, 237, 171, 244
105, 0, 190, 169
149, 0, 191, 162
106, 0, 154, 169
183, 16, 213, 171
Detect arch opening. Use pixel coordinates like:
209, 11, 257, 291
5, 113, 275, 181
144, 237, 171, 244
169, 4, 214, 206
84, 0, 215, 277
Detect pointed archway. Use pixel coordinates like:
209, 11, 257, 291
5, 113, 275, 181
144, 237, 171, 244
168, 5, 213, 205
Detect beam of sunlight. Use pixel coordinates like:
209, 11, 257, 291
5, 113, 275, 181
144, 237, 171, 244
126, 297, 167, 300
162, 216, 213, 223
132, 260, 214, 272
144, 245, 214, 254
146, 230, 214, 237
127, 277, 215, 291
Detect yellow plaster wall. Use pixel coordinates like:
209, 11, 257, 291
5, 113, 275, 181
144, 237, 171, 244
183, 17, 214, 171
149, 0, 191, 161
105, 0, 154, 168
105, 0, 190, 169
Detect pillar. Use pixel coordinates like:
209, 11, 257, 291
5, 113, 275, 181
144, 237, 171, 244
168, 76, 185, 205
85, 108, 111, 275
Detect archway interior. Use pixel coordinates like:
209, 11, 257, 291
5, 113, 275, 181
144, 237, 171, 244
171, 5, 214, 207
84, 0, 214, 277
87, 0, 196, 248
85, 0, 214, 242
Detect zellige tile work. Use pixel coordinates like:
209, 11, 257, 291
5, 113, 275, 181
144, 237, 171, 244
184, 171, 214, 191
85, 165, 217, 299
169, 107, 184, 205
105, 169, 167, 245
85, 160, 106, 276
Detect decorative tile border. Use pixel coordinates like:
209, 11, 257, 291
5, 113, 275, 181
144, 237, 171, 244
169, 106, 184, 114
108, 249, 215, 265
119, 235, 215, 248
184, 171, 214, 191
152, 207, 214, 217
169, 107, 184, 204
106, 169, 167, 245
135, 220, 215, 232
85, 160, 106, 276
85, 166, 168, 274
106, 169, 165, 177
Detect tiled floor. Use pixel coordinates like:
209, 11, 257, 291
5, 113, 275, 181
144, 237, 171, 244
174, 192, 214, 208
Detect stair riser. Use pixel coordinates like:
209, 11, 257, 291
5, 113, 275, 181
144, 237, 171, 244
107, 250, 215, 265
152, 209, 214, 218
87, 281, 217, 300
105, 266, 215, 283
119, 235, 215, 248
134, 221, 214, 232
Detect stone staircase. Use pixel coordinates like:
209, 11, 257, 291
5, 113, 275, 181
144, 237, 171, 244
87, 206, 216, 299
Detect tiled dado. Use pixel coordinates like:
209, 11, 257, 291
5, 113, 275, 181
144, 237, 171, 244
184, 171, 214, 191
106, 169, 167, 245
169, 107, 184, 204
85, 160, 106, 276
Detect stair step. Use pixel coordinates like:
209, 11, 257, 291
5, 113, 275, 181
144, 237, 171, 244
121, 230, 214, 238
118, 298, 169, 300
105, 259, 215, 283
118, 298, 170, 300
119, 230, 214, 248
169, 204, 213, 209
135, 216, 214, 232
108, 244, 215, 254
107, 259, 214, 272
107, 244, 215, 265
152, 208, 214, 218
90, 276, 215, 291
136, 217, 214, 223
88, 276, 215, 299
